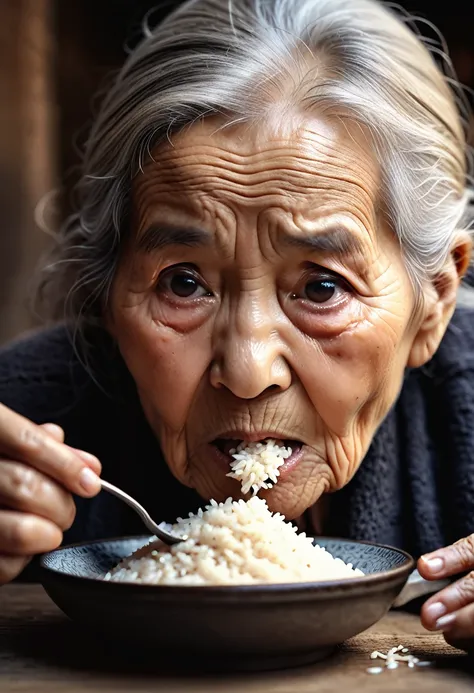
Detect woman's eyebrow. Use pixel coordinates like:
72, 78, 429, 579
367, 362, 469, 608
136, 224, 212, 253
282, 227, 364, 256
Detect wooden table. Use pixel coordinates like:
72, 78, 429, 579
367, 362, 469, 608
1, 585, 474, 693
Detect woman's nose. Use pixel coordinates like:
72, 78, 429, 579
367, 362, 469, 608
210, 336, 292, 399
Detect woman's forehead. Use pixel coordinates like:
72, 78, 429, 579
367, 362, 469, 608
132, 115, 381, 243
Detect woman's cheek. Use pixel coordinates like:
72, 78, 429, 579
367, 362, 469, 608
148, 292, 216, 334
325, 316, 409, 440
292, 308, 408, 480
112, 296, 208, 426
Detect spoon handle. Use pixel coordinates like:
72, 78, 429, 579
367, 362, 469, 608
392, 569, 450, 608
100, 479, 182, 545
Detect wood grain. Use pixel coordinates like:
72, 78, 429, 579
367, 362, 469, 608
1, 585, 473, 693
0, 0, 55, 345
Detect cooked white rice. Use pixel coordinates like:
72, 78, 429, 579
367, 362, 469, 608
226, 439, 291, 494
105, 497, 363, 585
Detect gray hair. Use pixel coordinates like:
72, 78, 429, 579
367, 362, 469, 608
38, 0, 474, 332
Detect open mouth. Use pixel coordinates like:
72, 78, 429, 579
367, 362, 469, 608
213, 438, 302, 458
210, 437, 304, 493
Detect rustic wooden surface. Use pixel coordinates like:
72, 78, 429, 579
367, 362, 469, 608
1, 584, 473, 693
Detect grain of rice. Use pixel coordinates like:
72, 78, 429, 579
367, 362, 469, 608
369, 646, 427, 674
105, 497, 364, 586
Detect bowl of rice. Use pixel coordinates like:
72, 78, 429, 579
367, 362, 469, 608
40, 496, 414, 671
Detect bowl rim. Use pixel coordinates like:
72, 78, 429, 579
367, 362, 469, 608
39, 534, 415, 595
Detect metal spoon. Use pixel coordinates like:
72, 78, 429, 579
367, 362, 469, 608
393, 569, 450, 608
100, 479, 184, 546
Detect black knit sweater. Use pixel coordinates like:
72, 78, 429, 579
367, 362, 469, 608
0, 307, 473, 579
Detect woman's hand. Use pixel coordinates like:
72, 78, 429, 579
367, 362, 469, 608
419, 536, 474, 650
0, 403, 101, 584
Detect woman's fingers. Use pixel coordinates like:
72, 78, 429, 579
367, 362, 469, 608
68, 447, 102, 475
41, 421, 102, 475
0, 510, 62, 555
38, 423, 102, 475
0, 460, 76, 530
421, 571, 474, 630
418, 534, 474, 580
419, 539, 474, 646
0, 554, 31, 584
0, 407, 102, 585
0, 404, 101, 497
39, 423, 65, 443
438, 601, 474, 650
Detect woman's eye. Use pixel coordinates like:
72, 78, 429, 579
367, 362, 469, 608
158, 268, 211, 299
292, 272, 350, 305
303, 279, 338, 303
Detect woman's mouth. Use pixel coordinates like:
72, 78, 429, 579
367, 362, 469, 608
209, 436, 304, 483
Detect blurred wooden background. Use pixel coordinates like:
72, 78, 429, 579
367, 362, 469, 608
0, 0, 473, 345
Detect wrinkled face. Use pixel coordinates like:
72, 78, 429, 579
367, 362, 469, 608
109, 115, 429, 519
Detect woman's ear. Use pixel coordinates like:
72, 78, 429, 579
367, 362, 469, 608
407, 233, 472, 368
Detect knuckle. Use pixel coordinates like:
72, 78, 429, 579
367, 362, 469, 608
17, 426, 45, 456
454, 571, 474, 601
9, 465, 41, 506
13, 427, 81, 489
454, 534, 474, 568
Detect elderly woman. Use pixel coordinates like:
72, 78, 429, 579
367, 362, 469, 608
0, 0, 473, 646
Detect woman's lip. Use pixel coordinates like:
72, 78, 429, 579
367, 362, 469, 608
207, 441, 305, 481
210, 431, 299, 444
208, 443, 236, 472
277, 445, 304, 479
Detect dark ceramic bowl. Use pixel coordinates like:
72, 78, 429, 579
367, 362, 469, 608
40, 536, 414, 672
